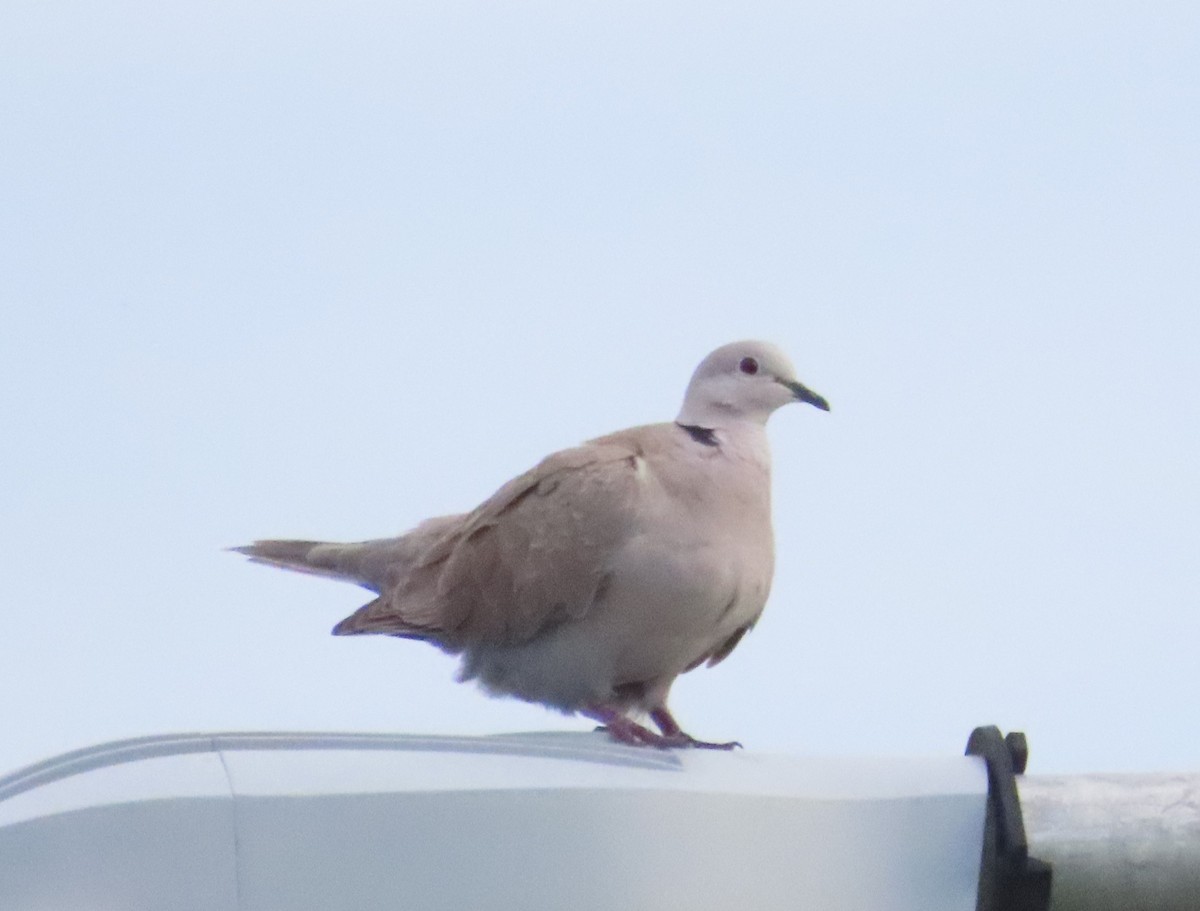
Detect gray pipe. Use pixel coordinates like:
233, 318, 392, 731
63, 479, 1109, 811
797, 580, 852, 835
1019, 773, 1200, 911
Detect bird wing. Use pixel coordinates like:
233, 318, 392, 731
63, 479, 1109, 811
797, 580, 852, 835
340, 430, 654, 646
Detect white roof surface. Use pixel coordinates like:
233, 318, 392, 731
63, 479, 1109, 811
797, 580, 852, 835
0, 731, 989, 910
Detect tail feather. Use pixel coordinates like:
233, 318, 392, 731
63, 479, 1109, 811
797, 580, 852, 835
231, 516, 464, 594
332, 597, 460, 655
331, 596, 436, 637
230, 539, 370, 587
232, 520, 466, 650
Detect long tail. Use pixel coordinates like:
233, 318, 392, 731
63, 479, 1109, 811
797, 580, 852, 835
229, 539, 374, 588
232, 537, 454, 646
232, 517, 465, 638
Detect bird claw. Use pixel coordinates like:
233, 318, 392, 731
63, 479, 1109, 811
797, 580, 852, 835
647, 706, 741, 750
587, 706, 741, 750
681, 736, 743, 751
595, 720, 671, 748
594, 723, 741, 751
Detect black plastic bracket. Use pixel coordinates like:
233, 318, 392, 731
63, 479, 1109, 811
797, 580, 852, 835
967, 726, 1053, 911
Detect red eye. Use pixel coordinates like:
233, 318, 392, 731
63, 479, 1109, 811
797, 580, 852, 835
739, 357, 759, 375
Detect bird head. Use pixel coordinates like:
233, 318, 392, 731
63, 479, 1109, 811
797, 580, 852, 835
676, 340, 829, 428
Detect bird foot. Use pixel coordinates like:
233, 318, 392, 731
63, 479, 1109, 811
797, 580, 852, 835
588, 707, 742, 750
592, 719, 676, 749
594, 724, 741, 750
649, 706, 742, 750
672, 735, 743, 751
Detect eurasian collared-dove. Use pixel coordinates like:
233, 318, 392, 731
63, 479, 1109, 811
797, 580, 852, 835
233, 340, 828, 749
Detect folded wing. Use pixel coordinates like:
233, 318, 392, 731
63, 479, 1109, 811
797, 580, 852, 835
334, 436, 647, 650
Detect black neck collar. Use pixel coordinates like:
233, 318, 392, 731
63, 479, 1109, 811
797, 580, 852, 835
676, 423, 719, 447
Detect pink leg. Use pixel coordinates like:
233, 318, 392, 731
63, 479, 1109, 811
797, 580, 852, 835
582, 705, 679, 749
581, 704, 742, 750
650, 707, 742, 751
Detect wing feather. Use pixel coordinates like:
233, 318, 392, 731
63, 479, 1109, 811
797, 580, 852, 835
388, 436, 646, 646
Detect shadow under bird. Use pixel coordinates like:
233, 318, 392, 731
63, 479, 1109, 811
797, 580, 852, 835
232, 340, 828, 749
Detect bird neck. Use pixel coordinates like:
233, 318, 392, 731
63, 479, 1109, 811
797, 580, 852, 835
675, 400, 768, 430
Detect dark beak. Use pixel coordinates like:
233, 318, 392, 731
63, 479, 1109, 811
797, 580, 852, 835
782, 379, 830, 411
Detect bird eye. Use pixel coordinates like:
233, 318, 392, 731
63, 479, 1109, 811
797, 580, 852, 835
739, 357, 759, 375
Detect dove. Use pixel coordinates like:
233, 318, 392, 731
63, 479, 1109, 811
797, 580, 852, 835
233, 340, 828, 749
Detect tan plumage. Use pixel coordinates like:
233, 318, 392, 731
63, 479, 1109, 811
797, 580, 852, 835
233, 340, 828, 748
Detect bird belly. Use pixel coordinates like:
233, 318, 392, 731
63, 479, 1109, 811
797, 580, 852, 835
600, 537, 768, 683
459, 535, 768, 712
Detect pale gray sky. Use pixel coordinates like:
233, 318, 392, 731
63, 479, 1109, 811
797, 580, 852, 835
2, 1, 1198, 776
